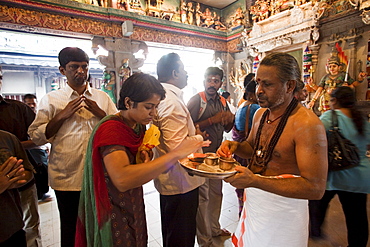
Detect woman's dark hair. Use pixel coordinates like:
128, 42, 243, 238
260, 53, 302, 93
243, 79, 257, 100
243, 73, 255, 87
330, 86, 365, 135
118, 73, 166, 110
157, 53, 181, 83
58, 47, 89, 68
221, 91, 230, 99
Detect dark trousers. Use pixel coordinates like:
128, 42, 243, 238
0, 229, 26, 247
55, 190, 81, 247
160, 188, 199, 247
309, 190, 368, 247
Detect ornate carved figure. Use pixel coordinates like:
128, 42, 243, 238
195, 3, 202, 26
259, 1, 270, 21
129, 0, 144, 14
250, 5, 259, 22
271, 0, 282, 15
131, 0, 142, 8
251, 0, 309, 21
280, 0, 293, 11
230, 7, 245, 28
85, 0, 106, 7
307, 47, 367, 113
214, 15, 227, 30
118, 58, 132, 87
180, 0, 187, 23
186, 2, 194, 25
101, 70, 117, 104
117, 0, 129, 10
202, 8, 214, 27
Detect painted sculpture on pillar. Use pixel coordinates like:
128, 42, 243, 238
307, 43, 367, 113
101, 70, 117, 104
119, 58, 132, 87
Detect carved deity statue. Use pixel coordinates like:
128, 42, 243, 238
214, 15, 227, 30
307, 51, 367, 113
186, 2, 194, 25
85, 0, 107, 7
118, 58, 132, 87
101, 70, 117, 104
195, 3, 202, 26
180, 0, 187, 23
117, 0, 129, 10
230, 7, 245, 28
202, 8, 214, 27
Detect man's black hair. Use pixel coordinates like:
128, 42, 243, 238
58, 47, 89, 68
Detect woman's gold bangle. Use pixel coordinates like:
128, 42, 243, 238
311, 98, 317, 102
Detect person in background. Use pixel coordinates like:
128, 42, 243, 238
295, 82, 309, 107
0, 130, 34, 247
309, 86, 370, 246
23, 94, 37, 113
237, 73, 255, 107
23, 94, 51, 202
75, 73, 206, 246
221, 91, 236, 114
187, 67, 234, 246
28, 47, 117, 247
217, 53, 327, 246
221, 91, 236, 142
0, 69, 42, 247
231, 78, 260, 217
153, 53, 206, 247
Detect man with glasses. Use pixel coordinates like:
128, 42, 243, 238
28, 47, 117, 247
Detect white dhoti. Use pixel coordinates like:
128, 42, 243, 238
232, 187, 308, 247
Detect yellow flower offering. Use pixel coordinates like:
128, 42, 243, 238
136, 124, 160, 163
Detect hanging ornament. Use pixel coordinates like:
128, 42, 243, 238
303, 45, 312, 83
253, 56, 260, 74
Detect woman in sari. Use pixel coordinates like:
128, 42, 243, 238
75, 73, 205, 247
232, 77, 260, 217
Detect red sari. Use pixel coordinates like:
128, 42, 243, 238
76, 115, 147, 247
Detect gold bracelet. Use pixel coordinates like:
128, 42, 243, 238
311, 98, 317, 102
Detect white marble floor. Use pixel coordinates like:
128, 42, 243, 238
38, 181, 239, 247
38, 181, 369, 247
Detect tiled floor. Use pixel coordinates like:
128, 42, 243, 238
38, 181, 370, 247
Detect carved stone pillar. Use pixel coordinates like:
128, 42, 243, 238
92, 36, 148, 104
214, 51, 232, 90
309, 44, 320, 82
346, 35, 360, 77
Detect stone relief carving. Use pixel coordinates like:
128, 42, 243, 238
349, 0, 370, 24
311, 26, 320, 44
361, 10, 370, 24
327, 28, 363, 42
244, 2, 320, 53
290, 6, 304, 25
92, 36, 148, 102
